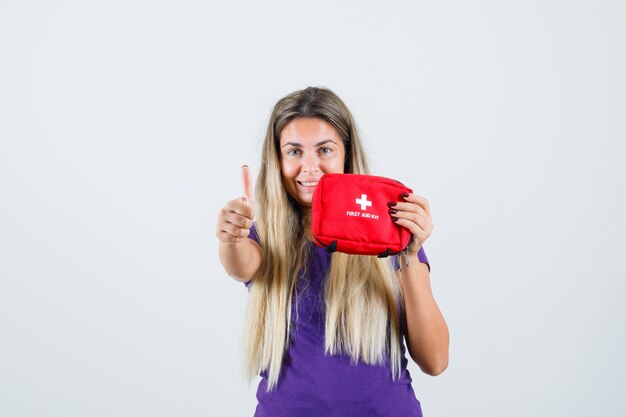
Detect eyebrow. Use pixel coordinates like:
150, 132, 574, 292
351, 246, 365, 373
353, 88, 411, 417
281, 139, 337, 148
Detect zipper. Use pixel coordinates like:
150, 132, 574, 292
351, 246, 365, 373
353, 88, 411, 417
398, 244, 410, 272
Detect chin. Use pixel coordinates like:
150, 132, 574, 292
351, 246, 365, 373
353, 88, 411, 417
288, 194, 312, 210
295, 196, 313, 208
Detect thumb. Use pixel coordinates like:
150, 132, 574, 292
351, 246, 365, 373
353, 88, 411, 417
241, 165, 256, 211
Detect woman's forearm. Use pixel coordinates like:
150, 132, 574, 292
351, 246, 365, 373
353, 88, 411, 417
219, 239, 262, 282
399, 260, 449, 376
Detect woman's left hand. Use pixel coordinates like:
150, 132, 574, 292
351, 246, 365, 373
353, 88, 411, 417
388, 192, 434, 256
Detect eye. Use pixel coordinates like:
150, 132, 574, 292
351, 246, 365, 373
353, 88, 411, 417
287, 149, 301, 157
320, 147, 332, 154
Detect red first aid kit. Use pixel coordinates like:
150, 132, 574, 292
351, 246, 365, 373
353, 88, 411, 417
311, 173, 413, 257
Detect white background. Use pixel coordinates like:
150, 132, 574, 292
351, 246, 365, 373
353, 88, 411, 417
1, 0, 625, 416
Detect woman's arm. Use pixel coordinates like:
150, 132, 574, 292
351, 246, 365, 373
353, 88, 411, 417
389, 192, 448, 376
219, 238, 262, 282
216, 164, 261, 282
396, 264, 449, 376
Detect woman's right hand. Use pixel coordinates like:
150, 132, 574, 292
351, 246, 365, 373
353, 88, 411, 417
215, 165, 256, 244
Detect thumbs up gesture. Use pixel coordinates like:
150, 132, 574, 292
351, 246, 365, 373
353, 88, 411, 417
240, 164, 256, 213
215, 165, 257, 244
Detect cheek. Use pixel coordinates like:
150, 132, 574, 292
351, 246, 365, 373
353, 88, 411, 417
323, 154, 345, 174
280, 159, 298, 179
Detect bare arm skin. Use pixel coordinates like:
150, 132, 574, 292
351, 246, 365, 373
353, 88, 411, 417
396, 264, 449, 376
215, 165, 262, 282
390, 193, 449, 376
219, 238, 262, 282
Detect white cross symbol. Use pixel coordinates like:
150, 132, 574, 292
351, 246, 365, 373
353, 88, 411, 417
356, 194, 372, 211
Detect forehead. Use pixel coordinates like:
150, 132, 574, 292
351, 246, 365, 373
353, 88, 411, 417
279, 117, 341, 145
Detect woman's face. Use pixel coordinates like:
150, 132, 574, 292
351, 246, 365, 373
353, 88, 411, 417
279, 117, 346, 209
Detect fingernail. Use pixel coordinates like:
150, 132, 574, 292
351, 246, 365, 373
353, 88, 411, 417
388, 209, 397, 215
387, 201, 397, 207
400, 193, 409, 198
392, 217, 398, 222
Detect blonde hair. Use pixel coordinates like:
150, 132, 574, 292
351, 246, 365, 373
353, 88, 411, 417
243, 87, 403, 392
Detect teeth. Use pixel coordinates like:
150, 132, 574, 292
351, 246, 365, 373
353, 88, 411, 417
301, 181, 318, 187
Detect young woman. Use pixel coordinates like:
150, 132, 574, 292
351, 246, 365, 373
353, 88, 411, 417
216, 87, 449, 416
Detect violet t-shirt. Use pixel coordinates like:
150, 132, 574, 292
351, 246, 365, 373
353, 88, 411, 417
244, 224, 430, 417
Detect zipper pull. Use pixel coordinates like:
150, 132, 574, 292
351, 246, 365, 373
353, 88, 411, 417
404, 246, 410, 268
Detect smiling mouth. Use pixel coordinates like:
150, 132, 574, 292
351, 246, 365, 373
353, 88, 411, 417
297, 181, 319, 187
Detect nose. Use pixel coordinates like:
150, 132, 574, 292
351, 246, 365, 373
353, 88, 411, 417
302, 153, 320, 173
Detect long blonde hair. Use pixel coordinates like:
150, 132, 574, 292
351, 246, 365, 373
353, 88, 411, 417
243, 87, 404, 391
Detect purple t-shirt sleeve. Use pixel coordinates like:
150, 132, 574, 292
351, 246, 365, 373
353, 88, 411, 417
392, 246, 430, 272
243, 223, 260, 288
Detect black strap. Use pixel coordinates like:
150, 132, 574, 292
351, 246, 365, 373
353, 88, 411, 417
325, 240, 338, 253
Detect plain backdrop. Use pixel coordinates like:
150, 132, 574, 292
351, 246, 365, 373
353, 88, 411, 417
1, 0, 625, 416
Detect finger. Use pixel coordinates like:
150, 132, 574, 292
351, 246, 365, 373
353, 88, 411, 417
216, 230, 244, 244
215, 223, 244, 243
224, 200, 254, 220
221, 209, 254, 229
399, 193, 430, 214
216, 219, 251, 239
389, 201, 428, 218
390, 210, 427, 229
392, 217, 426, 240
241, 165, 255, 205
